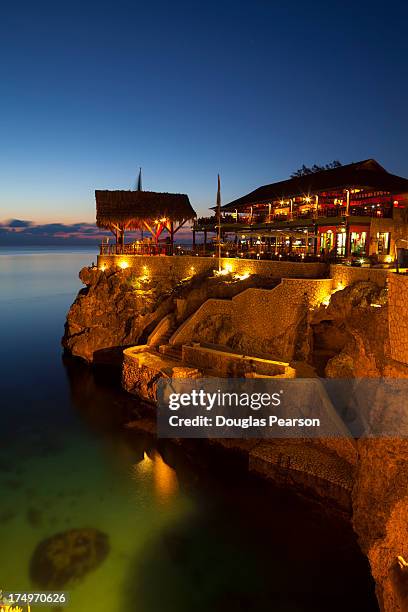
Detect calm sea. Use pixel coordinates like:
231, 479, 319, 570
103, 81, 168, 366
0, 247, 378, 611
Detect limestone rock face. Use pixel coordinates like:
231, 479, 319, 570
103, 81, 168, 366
312, 281, 408, 611
353, 439, 408, 612
62, 267, 174, 363
310, 281, 402, 378
63, 268, 277, 364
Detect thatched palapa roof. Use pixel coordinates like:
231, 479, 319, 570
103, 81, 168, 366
220, 159, 408, 212
95, 190, 196, 230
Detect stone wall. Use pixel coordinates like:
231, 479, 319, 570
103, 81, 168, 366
97, 254, 328, 280
170, 278, 333, 361
122, 345, 200, 401
97, 254, 393, 289
330, 264, 390, 289
182, 344, 292, 377
388, 274, 408, 365
231, 279, 333, 344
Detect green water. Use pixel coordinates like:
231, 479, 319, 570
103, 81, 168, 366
0, 248, 378, 611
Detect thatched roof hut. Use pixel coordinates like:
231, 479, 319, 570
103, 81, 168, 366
95, 190, 196, 231
219, 159, 408, 211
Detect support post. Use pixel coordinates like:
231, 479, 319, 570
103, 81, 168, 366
345, 190, 350, 258
216, 175, 221, 270
170, 221, 174, 255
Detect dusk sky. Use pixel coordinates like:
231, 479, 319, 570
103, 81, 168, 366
1, 0, 408, 223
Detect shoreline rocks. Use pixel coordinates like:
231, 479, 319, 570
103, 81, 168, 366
63, 267, 408, 611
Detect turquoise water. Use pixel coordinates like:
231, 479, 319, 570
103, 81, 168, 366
0, 248, 378, 611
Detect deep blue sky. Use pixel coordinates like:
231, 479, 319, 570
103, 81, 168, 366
1, 0, 408, 222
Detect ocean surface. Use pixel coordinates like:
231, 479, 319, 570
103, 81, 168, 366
0, 247, 378, 611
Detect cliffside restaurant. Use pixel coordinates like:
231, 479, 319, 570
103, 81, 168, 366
96, 189, 196, 255
194, 159, 408, 261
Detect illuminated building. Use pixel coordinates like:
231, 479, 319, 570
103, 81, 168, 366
193, 159, 408, 261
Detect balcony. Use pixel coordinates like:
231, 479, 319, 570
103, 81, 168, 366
193, 204, 393, 231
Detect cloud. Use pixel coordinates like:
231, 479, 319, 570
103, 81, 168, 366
0, 219, 109, 245
0, 218, 33, 228
0, 219, 194, 245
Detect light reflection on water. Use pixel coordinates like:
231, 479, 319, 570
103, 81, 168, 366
133, 452, 179, 504
0, 249, 379, 612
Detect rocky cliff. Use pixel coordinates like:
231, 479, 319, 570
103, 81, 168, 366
64, 268, 408, 611
63, 267, 174, 363
62, 266, 278, 363
310, 281, 408, 612
353, 438, 408, 612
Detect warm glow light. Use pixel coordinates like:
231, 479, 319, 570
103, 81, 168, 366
234, 272, 250, 280
304, 196, 311, 203
133, 451, 178, 503
135, 451, 154, 474
384, 255, 393, 263
214, 262, 233, 276
153, 451, 178, 502
119, 260, 129, 269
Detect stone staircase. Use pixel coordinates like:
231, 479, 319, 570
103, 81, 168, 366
158, 326, 176, 346
156, 321, 183, 361
159, 344, 183, 360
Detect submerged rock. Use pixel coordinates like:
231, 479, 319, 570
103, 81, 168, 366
30, 528, 109, 588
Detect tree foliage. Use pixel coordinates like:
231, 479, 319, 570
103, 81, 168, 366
290, 160, 342, 178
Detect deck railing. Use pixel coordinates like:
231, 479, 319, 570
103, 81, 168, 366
99, 242, 352, 263
194, 205, 393, 228
99, 243, 202, 256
